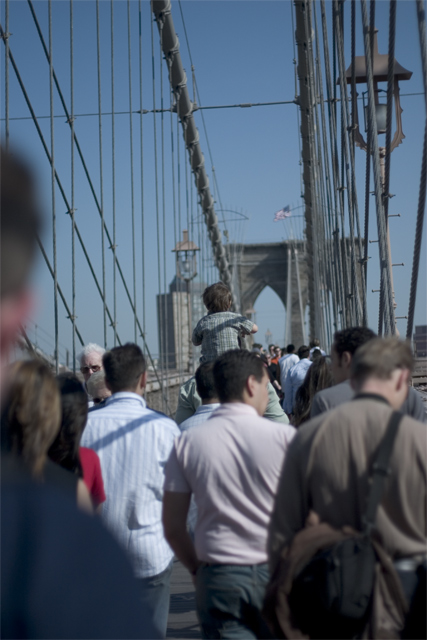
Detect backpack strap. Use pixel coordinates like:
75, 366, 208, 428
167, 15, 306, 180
363, 411, 403, 535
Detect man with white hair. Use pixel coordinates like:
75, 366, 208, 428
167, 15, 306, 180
79, 343, 105, 383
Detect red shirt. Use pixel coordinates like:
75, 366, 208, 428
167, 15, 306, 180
80, 447, 106, 507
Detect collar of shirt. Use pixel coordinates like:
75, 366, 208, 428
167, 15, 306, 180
196, 403, 221, 414
353, 392, 391, 407
104, 391, 147, 409
210, 402, 258, 418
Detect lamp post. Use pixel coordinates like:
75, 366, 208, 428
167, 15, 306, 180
342, 29, 412, 328
172, 230, 200, 373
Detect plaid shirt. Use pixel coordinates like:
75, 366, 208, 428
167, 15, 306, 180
192, 311, 254, 363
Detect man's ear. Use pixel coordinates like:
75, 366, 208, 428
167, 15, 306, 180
245, 374, 256, 398
395, 368, 410, 392
138, 371, 147, 392
342, 351, 352, 369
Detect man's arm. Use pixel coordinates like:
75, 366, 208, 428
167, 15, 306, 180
192, 324, 203, 346
162, 492, 199, 577
264, 382, 289, 424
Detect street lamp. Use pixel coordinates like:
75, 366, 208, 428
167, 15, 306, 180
172, 230, 200, 372
344, 29, 412, 153
341, 28, 412, 324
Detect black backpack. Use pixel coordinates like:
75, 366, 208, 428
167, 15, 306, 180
264, 411, 403, 639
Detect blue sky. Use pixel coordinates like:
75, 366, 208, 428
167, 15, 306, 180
2, 0, 425, 363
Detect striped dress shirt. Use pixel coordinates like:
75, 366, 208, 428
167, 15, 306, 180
81, 392, 180, 578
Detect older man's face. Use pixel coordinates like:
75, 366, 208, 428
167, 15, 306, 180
80, 352, 103, 382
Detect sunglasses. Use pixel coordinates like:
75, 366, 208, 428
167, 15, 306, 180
80, 365, 101, 375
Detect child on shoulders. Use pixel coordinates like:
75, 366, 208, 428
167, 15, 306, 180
192, 282, 258, 363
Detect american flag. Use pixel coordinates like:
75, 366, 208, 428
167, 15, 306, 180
273, 205, 291, 222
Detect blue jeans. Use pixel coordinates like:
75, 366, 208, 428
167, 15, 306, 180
195, 563, 273, 639
137, 561, 173, 639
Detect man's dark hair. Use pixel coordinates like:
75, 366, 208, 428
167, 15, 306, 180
1, 147, 41, 298
103, 343, 146, 393
202, 282, 232, 313
286, 344, 295, 353
195, 362, 218, 401
297, 345, 310, 360
333, 327, 376, 358
213, 350, 266, 403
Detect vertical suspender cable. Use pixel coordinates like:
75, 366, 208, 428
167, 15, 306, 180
168, 64, 183, 384
96, 0, 107, 348
111, 0, 118, 347
320, 0, 347, 325
159, 24, 169, 407
334, 0, 364, 327
360, 0, 395, 335
127, 0, 137, 343
4, 0, 9, 150
138, 0, 146, 352
48, 0, 59, 373
70, 0, 76, 371
151, 14, 166, 408
379, 0, 397, 335
406, 0, 427, 341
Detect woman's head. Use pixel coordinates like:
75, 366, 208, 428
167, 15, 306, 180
48, 373, 88, 477
5, 359, 61, 478
293, 356, 333, 427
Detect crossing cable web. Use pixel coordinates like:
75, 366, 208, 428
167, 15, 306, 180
1, 0, 171, 408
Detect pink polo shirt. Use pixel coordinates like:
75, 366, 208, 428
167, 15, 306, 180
164, 403, 295, 565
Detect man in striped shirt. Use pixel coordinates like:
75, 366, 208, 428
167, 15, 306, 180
82, 343, 180, 639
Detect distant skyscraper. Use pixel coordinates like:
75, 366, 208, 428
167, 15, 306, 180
156, 276, 205, 371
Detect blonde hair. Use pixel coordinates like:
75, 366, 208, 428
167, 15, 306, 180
6, 359, 62, 479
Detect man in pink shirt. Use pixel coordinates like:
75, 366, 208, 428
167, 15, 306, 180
163, 350, 295, 639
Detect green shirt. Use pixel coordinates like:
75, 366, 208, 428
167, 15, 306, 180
175, 376, 289, 425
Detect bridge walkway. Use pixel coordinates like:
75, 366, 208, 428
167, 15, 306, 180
167, 559, 201, 639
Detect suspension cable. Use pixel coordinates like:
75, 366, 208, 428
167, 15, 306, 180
127, 0, 137, 343
48, 0, 59, 373
406, 1, 427, 340
160, 21, 170, 409
111, 0, 118, 347
138, 0, 146, 354
96, 0, 107, 348
70, 0, 76, 370
4, 0, 9, 150
360, 0, 395, 335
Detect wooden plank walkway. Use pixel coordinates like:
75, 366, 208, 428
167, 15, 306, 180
167, 559, 201, 639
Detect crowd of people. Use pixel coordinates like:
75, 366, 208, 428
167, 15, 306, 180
1, 146, 426, 640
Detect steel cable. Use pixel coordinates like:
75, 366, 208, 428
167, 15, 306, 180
406, 1, 427, 340
127, 0, 137, 344
4, 0, 9, 150
96, 0, 107, 348
48, 0, 59, 373
138, 0, 146, 354
111, 0, 118, 347
70, 0, 76, 370
360, 0, 395, 335
160, 22, 169, 408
